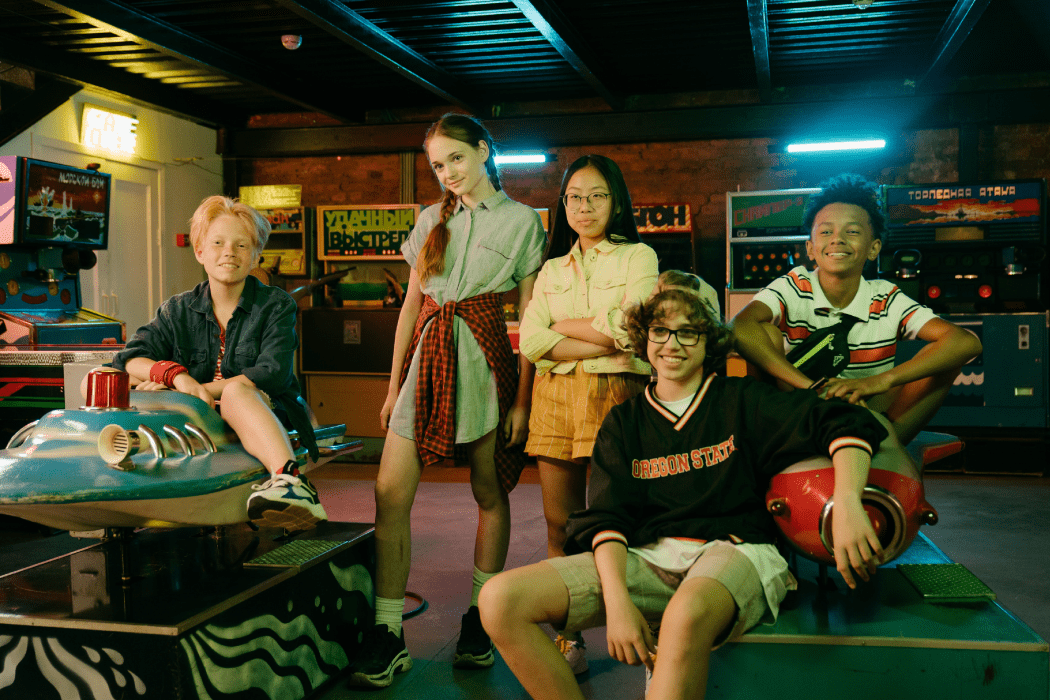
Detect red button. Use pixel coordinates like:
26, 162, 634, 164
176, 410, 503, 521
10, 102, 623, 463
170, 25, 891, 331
978, 285, 993, 298
927, 285, 941, 299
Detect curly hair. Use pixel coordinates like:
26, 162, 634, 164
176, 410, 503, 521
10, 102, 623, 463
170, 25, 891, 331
622, 283, 733, 376
801, 173, 884, 239
189, 195, 270, 253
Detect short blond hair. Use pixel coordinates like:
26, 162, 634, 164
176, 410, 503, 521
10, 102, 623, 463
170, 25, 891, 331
189, 195, 270, 253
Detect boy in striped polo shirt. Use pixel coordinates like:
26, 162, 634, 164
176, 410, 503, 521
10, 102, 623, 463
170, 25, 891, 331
733, 174, 982, 444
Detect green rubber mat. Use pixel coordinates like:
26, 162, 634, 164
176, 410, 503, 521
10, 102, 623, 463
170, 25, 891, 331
898, 563, 996, 603
244, 539, 348, 568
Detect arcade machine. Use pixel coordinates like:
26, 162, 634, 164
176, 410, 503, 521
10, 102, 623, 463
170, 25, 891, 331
724, 187, 819, 318
634, 202, 697, 273
879, 179, 1049, 434
0, 160, 375, 699
0, 156, 125, 443
714, 186, 1049, 698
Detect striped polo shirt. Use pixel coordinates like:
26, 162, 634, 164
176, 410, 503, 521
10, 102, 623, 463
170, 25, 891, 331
752, 266, 936, 379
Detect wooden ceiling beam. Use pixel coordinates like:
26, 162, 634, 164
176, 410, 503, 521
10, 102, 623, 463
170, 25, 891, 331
917, 0, 992, 89
226, 88, 1050, 158
0, 32, 237, 127
272, 0, 480, 114
509, 0, 623, 110
747, 0, 772, 102
33, 0, 365, 122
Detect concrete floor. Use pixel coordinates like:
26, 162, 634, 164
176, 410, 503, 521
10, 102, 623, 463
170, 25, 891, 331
308, 463, 1050, 700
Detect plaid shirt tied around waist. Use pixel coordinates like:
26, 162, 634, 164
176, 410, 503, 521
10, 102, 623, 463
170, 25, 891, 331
400, 292, 525, 492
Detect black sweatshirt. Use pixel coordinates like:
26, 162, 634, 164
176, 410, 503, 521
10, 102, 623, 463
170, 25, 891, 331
565, 374, 888, 554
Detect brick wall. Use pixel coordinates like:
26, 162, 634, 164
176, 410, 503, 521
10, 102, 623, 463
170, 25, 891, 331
237, 122, 1050, 294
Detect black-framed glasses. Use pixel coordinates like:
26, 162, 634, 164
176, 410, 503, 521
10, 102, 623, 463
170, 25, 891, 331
563, 192, 610, 211
646, 326, 704, 346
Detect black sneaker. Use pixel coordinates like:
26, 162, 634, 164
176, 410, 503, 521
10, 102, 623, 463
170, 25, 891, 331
348, 625, 412, 688
453, 605, 494, 669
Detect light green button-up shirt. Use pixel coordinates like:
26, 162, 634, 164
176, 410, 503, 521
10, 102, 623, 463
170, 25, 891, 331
390, 190, 546, 443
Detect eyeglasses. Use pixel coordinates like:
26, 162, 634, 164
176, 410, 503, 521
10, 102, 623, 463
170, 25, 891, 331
563, 193, 610, 211
646, 326, 704, 346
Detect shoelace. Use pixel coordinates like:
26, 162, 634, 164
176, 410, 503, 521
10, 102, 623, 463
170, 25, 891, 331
252, 472, 302, 491
556, 636, 583, 653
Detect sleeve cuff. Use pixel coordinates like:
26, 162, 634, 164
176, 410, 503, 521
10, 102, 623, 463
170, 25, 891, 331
591, 530, 629, 550
829, 436, 873, 457
519, 327, 565, 363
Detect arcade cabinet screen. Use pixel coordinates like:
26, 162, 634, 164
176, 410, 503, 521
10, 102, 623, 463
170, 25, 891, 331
884, 181, 1043, 231
18, 158, 111, 249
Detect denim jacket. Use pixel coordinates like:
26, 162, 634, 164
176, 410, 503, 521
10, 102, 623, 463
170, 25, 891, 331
113, 276, 317, 459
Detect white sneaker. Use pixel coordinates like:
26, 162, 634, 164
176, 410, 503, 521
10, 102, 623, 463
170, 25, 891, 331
644, 623, 659, 691
645, 646, 658, 690
555, 633, 588, 675
247, 472, 327, 531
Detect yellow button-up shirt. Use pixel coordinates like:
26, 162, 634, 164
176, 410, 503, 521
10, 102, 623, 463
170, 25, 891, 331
519, 239, 658, 376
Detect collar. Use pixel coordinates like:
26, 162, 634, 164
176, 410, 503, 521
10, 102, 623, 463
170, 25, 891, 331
561, 237, 617, 266
645, 373, 717, 431
811, 270, 872, 321
191, 276, 258, 316
454, 188, 507, 214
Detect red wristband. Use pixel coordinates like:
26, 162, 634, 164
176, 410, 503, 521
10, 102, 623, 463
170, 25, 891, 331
150, 361, 188, 388
149, 361, 174, 384
163, 365, 188, 388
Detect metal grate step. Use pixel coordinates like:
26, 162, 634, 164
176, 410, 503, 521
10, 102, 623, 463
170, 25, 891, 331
244, 539, 348, 568
898, 563, 997, 603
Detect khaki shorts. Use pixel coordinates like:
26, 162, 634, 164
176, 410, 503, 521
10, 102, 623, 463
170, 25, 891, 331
546, 541, 777, 648
526, 370, 649, 461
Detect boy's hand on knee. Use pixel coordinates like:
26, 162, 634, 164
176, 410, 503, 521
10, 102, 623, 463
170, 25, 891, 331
832, 495, 884, 589
604, 599, 656, 670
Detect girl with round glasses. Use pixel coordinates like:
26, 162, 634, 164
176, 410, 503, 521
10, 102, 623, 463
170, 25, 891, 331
518, 154, 658, 673
350, 113, 546, 688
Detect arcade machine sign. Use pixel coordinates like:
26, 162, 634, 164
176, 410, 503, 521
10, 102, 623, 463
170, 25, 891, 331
724, 187, 820, 318
881, 179, 1048, 429
0, 156, 125, 439
880, 180, 1046, 313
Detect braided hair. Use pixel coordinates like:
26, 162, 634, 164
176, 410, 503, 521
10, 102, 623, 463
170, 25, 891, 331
417, 113, 501, 284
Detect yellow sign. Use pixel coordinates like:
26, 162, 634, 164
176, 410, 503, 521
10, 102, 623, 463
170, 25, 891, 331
239, 185, 302, 209
318, 204, 419, 261
81, 104, 138, 155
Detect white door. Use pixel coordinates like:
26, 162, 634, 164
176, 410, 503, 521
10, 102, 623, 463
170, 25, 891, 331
34, 138, 161, 335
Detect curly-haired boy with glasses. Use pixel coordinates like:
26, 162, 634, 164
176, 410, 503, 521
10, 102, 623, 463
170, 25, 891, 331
480, 274, 888, 700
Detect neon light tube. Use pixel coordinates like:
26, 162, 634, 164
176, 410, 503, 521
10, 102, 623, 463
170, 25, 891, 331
787, 139, 886, 153
494, 154, 547, 164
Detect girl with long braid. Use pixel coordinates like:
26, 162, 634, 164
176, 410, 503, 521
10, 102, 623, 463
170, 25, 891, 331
349, 113, 546, 688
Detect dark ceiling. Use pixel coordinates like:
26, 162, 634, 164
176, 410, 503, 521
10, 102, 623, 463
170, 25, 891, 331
1, 0, 1048, 152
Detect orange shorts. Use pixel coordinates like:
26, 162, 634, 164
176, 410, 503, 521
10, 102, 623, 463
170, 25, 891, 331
526, 370, 649, 461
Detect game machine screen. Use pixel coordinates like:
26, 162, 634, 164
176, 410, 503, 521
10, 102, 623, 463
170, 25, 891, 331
0, 156, 125, 441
